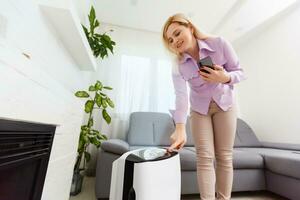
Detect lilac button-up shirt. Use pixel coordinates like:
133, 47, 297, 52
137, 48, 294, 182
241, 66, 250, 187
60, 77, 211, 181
170, 37, 246, 124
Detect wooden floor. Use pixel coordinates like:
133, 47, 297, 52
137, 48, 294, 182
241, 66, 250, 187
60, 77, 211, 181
69, 177, 288, 200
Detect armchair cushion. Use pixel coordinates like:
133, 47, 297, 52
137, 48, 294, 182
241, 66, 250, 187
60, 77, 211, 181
101, 139, 129, 154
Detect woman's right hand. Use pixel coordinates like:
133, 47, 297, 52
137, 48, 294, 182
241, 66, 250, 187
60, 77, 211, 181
167, 124, 187, 152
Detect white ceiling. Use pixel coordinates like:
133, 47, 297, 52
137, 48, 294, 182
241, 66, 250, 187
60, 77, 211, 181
94, 0, 238, 34
93, 0, 299, 42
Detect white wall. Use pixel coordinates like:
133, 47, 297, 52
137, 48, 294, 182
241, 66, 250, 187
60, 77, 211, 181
234, 4, 300, 143
0, 1, 93, 199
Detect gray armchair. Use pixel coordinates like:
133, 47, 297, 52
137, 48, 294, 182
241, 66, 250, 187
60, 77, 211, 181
95, 112, 300, 200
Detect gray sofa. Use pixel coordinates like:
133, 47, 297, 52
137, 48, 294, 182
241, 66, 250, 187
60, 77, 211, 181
95, 112, 300, 200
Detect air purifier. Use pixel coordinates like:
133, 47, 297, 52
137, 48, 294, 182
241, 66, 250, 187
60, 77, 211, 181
109, 147, 181, 200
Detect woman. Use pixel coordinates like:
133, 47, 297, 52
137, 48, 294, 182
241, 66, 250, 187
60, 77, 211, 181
162, 13, 246, 200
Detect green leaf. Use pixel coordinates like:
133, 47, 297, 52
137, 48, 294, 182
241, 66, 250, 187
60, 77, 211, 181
80, 127, 88, 135
95, 80, 103, 90
106, 98, 115, 108
97, 134, 108, 140
78, 135, 85, 153
85, 100, 94, 113
81, 125, 88, 131
101, 34, 115, 53
100, 51, 107, 59
75, 91, 89, 98
87, 38, 94, 50
94, 33, 102, 38
89, 136, 101, 148
84, 151, 91, 162
100, 34, 114, 54
89, 85, 96, 91
82, 25, 89, 37
83, 135, 89, 143
95, 93, 102, 107
101, 98, 108, 108
89, 6, 96, 32
102, 109, 111, 124
99, 92, 107, 96
90, 129, 99, 135
94, 19, 100, 28
103, 86, 113, 90
103, 134, 108, 140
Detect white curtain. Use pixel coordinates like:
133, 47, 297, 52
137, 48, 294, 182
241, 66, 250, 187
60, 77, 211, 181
96, 54, 175, 140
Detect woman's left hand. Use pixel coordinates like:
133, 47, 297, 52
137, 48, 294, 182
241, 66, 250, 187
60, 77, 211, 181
199, 64, 231, 84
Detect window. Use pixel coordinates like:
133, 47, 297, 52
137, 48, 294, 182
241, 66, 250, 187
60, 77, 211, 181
119, 55, 175, 115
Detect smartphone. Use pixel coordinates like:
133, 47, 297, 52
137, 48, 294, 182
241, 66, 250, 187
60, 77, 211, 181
198, 56, 214, 73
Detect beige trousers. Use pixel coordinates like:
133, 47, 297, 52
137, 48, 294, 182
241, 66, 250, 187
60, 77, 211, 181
190, 100, 237, 200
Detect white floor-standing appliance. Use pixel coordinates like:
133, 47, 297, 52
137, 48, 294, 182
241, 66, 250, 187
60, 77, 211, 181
109, 147, 181, 200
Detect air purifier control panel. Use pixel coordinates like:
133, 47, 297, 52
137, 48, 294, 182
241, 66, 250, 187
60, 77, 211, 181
127, 147, 177, 162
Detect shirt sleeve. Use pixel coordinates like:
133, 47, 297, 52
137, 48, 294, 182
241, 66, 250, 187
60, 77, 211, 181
220, 37, 247, 85
169, 72, 188, 124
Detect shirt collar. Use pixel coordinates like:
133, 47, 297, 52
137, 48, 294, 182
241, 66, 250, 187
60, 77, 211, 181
179, 39, 215, 64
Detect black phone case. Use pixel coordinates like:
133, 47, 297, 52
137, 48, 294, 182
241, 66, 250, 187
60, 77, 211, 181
198, 56, 214, 73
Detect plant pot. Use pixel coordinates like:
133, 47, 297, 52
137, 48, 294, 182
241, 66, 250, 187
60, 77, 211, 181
70, 170, 84, 196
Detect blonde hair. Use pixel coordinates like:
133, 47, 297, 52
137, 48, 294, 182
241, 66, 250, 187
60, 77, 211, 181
162, 13, 211, 61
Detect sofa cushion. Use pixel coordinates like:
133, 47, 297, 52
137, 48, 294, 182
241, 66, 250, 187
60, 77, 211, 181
236, 147, 300, 178
264, 152, 300, 179
127, 112, 174, 146
233, 119, 262, 147
233, 150, 264, 169
178, 148, 197, 171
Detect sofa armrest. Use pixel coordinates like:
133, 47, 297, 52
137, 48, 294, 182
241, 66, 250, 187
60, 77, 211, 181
101, 139, 130, 155
261, 141, 300, 151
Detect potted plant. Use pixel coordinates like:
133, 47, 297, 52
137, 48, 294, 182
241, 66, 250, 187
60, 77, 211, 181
82, 6, 116, 59
70, 80, 114, 195
70, 6, 116, 196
